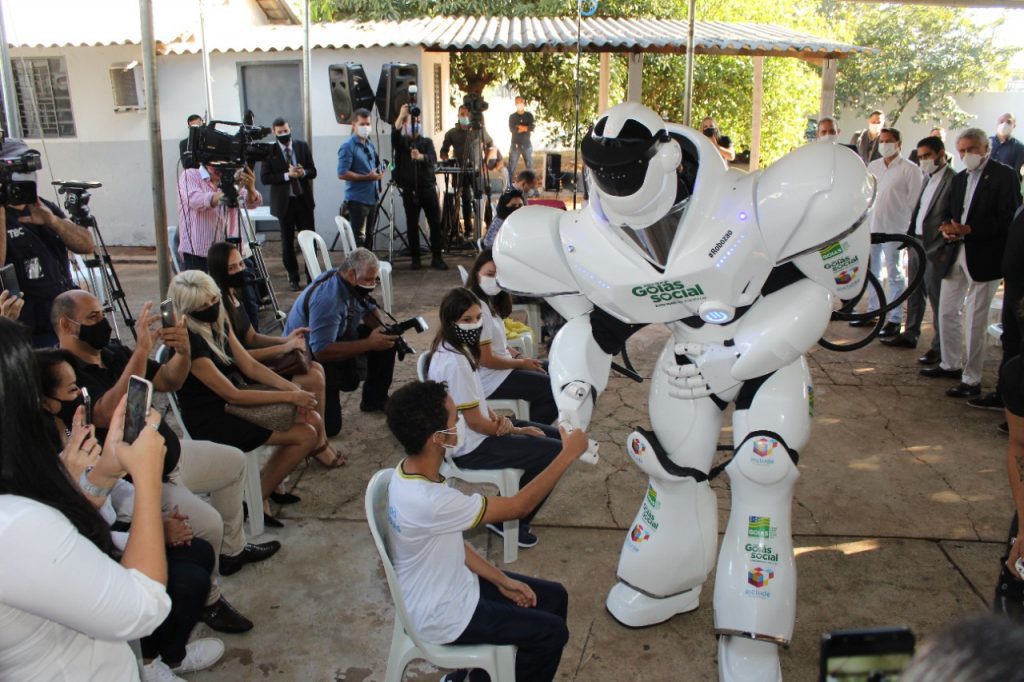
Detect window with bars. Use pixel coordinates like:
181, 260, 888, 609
9, 57, 76, 138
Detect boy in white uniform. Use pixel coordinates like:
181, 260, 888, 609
383, 380, 588, 682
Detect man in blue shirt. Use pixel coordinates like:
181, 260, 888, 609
284, 247, 397, 435
336, 108, 383, 248
992, 113, 1024, 180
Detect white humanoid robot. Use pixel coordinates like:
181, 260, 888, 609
493, 103, 875, 681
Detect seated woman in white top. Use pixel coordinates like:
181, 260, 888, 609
467, 249, 556, 424
383, 380, 589, 682
424, 287, 563, 548
0, 317, 172, 681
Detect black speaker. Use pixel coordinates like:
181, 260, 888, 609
375, 63, 418, 125
545, 152, 562, 192
329, 63, 375, 124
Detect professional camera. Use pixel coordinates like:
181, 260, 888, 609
382, 314, 429, 362
408, 84, 421, 118
462, 93, 489, 130
183, 110, 274, 170
0, 149, 42, 205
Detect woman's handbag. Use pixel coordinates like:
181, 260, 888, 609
224, 383, 297, 432
263, 346, 312, 379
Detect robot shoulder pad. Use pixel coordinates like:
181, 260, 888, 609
493, 205, 579, 296
756, 143, 874, 263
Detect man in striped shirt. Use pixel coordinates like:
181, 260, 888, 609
176, 164, 262, 272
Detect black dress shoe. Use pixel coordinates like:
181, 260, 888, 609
967, 392, 1004, 411
431, 256, 449, 271
220, 540, 282, 576
920, 366, 962, 379
999, 422, 1010, 435
201, 596, 254, 633
877, 322, 901, 338
848, 318, 877, 328
410, 258, 422, 271
270, 491, 301, 505
288, 280, 301, 292
917, 349, 941, 365
880, 334, 917, 348
946, 382, 981, 398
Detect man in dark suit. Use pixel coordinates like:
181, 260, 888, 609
178, 113, 203, 169
260, 117, 317, 291
883, 136, 953, 358
921, 128, 1022, 399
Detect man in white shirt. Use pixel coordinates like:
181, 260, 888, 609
382, 380, 588, 682
854, 128, 923, 338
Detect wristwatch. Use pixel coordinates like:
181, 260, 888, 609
79, 466, 112, 497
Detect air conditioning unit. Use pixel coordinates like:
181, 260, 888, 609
109, 62, 145, 111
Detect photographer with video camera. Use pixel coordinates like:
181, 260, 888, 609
441, 98, 497, 241
284, 248, 400, 438
393, 103, 447, 271
1, 137, 95, 348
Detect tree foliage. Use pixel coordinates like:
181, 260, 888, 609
825, 2, 1012, 128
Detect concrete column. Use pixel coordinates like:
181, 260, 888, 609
819, 58, 837, 119
626, 53, 643, 103
750, 56, 764, 171
599, 52, 610, 113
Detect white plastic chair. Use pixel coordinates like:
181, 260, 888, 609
297, 231, 332, 280
365, 469, 518, 681
155, 345, 265, 537
458, 265, 469, 286
334, 215, 358, 256
378, 261, 394, 315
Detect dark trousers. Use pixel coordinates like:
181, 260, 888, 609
141, 538, 214, 665
457, 174, 481, 237
994, 514, 1024, 620
322, 326, 397, 437
400, 185, 444, 259
279, 197, 316, 284
346, 200, 377, 249
241, 256, 261, 333
997, 280, 1024, 397
454, 421, 560, 525
449, 573, 569, 682
488, 369, 558, 424
180, 252, 207, 272
904, 249, 943, 351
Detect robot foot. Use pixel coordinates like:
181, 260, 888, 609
605, 581, 701, 628
717, 635, 782, 682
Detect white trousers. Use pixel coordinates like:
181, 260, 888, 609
938, 246, 1000, 386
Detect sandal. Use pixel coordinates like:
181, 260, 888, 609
309, 442, 347, 468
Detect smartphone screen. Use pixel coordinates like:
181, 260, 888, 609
820, 627, 915, 682
160, 299, 177, 328
123, 376, 153, 445
81, 387, 92, 426
0, 263, 21, 297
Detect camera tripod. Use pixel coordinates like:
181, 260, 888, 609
53, 180, 137, 341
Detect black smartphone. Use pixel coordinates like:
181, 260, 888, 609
81, 387, 92, 426
0, 263, 21, 297
820, 627, 915, 682
160, 299, 177, 328
122, 375, 154, 445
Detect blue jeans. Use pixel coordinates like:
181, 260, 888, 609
868, 241, 906, 323
508, 142, 534, 175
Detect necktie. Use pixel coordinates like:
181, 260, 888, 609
285, 147, 302, 196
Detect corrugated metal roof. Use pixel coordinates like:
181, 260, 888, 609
164, 16, 866, 57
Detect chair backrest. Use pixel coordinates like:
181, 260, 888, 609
365, 469, 431, 651
416, 351, 431, 382
167, 226, 182, 274
457, 265, 469, 287
297, 231, 332, 280
334, 216, 358, 256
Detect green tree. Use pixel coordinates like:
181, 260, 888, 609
827, 2, 1012, 128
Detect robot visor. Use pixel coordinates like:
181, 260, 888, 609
581, 133, 661, 198
616, 197, 691, 267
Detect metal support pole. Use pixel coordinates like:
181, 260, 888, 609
819, 58, 838, 120
750, 56, 764, 171
683, 0, 696, 126
0, 4, 23, 137
302, 0, 312, 140
139, 0, 172, 296
198, 0, 214, 118
626, 53, 643, 103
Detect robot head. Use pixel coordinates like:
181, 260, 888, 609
582, 103, 685, 267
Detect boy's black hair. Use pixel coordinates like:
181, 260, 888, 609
385, 380, 450, 455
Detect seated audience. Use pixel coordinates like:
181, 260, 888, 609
468, 250, 556, 424
0, 317, 171, 679
383, 380, 588, 682
168, 270, 320, 528
482, 189, 525, 250
425, 287, 565, 547
284, 248, 398, 436
207, 241, 343, 467
511, 168, 539, 197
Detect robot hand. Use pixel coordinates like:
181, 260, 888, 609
664, 342, 742, 399
556, 381, 599, 464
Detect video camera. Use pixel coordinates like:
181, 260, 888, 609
462, 93, 489, 130
408, 84, 421, 119
183, 110, 273, 172
0, 149, 42, 205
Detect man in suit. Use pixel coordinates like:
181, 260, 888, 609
883, 135, 954, 359
261, 117, 317, 291
921, 128, 1022, 398
178, 114, 203, 169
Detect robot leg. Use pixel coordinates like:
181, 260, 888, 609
606, 341, 723, 627
714, 359, 812, 682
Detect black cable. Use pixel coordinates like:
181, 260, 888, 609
818, 270, 886, 352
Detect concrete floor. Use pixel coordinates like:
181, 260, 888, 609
105, 242, 1010, 682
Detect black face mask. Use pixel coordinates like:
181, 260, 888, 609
702, 127, 718, 139
189, 303, 221, 324
225, 271, 249, 289
453, 325, 483, 347
55, 394, 84, 428
277, 133, 291, 145
76, 318, 112, 351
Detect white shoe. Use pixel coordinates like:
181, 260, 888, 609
169, 638, 225, 673
142, 659, 185, 682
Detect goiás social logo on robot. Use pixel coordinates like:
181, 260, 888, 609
745, 542, 779, 564
819, 240, 861, 294
631, 279, 707, 308
750, 437, 780, 466
747, 515, 777, 540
